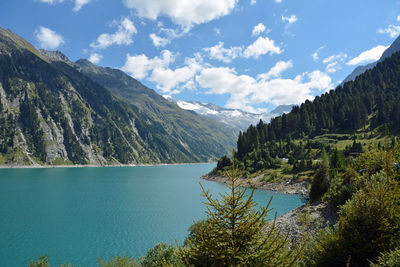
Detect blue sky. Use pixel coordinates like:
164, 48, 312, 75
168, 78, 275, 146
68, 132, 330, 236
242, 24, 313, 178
1, 0, 399, 113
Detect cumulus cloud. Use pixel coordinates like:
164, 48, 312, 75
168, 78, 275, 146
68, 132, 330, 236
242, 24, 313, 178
121, 50, 175, 80
149, 56, 203, 93
88, 53, 103, 64
148, 26, 188, 48
196, 66, 332, 112
90, 17, 137, 49
149, 33, 170, 47
34, 26, 65, 49
322, 52, 347, 73
251, 70, 332, 106
122, 0, 238, 28
257, 60, 293, 80
73, 0, 91, 11
121, 48, 331, 111
347, 45, 389, 66
377, 24, 400, 38
204, 42, 242, 63
243, 36, 282, 58
252, 23, 266, 37
250, 0, 256, 5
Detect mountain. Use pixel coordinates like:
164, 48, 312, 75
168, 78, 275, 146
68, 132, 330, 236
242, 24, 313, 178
0, 27, 235, 165
342, 35, 400, 84
216, 48, 400, 175
163, 96, 293, 133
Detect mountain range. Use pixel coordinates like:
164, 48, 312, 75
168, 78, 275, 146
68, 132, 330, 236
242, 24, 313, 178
164, 96, 293, 133
0, 27, 237, 165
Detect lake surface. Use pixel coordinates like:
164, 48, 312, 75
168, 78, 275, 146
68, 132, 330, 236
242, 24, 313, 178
0, 164, 305, 266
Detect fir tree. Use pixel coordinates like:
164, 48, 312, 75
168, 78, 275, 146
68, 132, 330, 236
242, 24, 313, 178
179, 151, 298, 266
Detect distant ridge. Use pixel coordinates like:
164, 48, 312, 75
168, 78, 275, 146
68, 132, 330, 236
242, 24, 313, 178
342, 35, 400, 84
163, 96, 293, 133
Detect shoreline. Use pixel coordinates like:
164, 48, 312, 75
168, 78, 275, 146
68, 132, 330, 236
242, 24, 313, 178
202, 173, 309, 198
0, 162, 216, 169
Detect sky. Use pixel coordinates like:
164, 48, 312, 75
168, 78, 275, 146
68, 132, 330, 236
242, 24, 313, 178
0, 0, 400, 113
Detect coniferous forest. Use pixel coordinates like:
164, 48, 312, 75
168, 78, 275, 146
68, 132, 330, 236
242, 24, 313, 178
212, 50, 400, 178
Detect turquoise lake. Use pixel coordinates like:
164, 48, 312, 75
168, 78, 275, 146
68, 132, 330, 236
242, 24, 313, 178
0, 164, 305, 266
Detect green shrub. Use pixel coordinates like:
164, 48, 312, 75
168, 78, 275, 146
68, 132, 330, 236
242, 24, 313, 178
371, 247, 400, 267
97, 256, 139, 267
309, 161, 329, 202
303, 173, 400, 267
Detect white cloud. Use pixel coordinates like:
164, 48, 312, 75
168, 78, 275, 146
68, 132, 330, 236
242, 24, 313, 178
257, 60, 293, 80
34, 26, 65, 49
148, 26, 189, 48
397, 15, 400, 22
149, 58, 202, 93
281, 14, 298, 24
312, 46, 325, 61
196, 66, 332, 112
121, 50, 175, 80
251, 70, 332, 106
252, 23, 266, 37
122, 0, 238, 28
90, 17, 137, 49
88, 53, 103, 64
322, 52, 347, 73
73, 0, 91, 12
250, 0, 256, 5
243, 36, 282, 58
204, 35, 282, 62
149, 33, 170, 47
39, 0, 63, 4
204, 42, 242, 63
377, 24, 400, 38
37, 0, 91, 11
275, 0, 282, 2
347, 45, 389, 66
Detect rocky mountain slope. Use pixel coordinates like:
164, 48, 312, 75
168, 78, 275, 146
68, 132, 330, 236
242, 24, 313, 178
0, 28, 236, 165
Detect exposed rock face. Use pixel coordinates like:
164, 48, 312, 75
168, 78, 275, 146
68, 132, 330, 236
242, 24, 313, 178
0, 27, 236, 165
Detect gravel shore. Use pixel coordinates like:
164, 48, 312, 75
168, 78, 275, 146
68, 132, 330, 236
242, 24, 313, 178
202, 173, 309, 197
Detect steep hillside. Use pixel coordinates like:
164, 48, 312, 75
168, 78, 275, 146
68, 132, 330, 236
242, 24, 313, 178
74, 59, 236, 157
0, 28, 235, 165
213, 49, 400, 177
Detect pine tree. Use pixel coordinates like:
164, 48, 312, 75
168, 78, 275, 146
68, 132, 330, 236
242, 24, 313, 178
179, 151, 297, 266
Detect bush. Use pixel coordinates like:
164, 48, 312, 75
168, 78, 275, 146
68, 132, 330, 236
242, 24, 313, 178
303, 172, 400, 267
140, 243, 182, 267
371, 247, 400, 267
309, 161, 329, 202
97, 256, 139, 267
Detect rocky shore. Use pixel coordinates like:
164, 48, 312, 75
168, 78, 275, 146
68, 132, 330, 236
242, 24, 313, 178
202, 174, 309, 197
203, 173, 338, 245
273, 202, 338, 245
